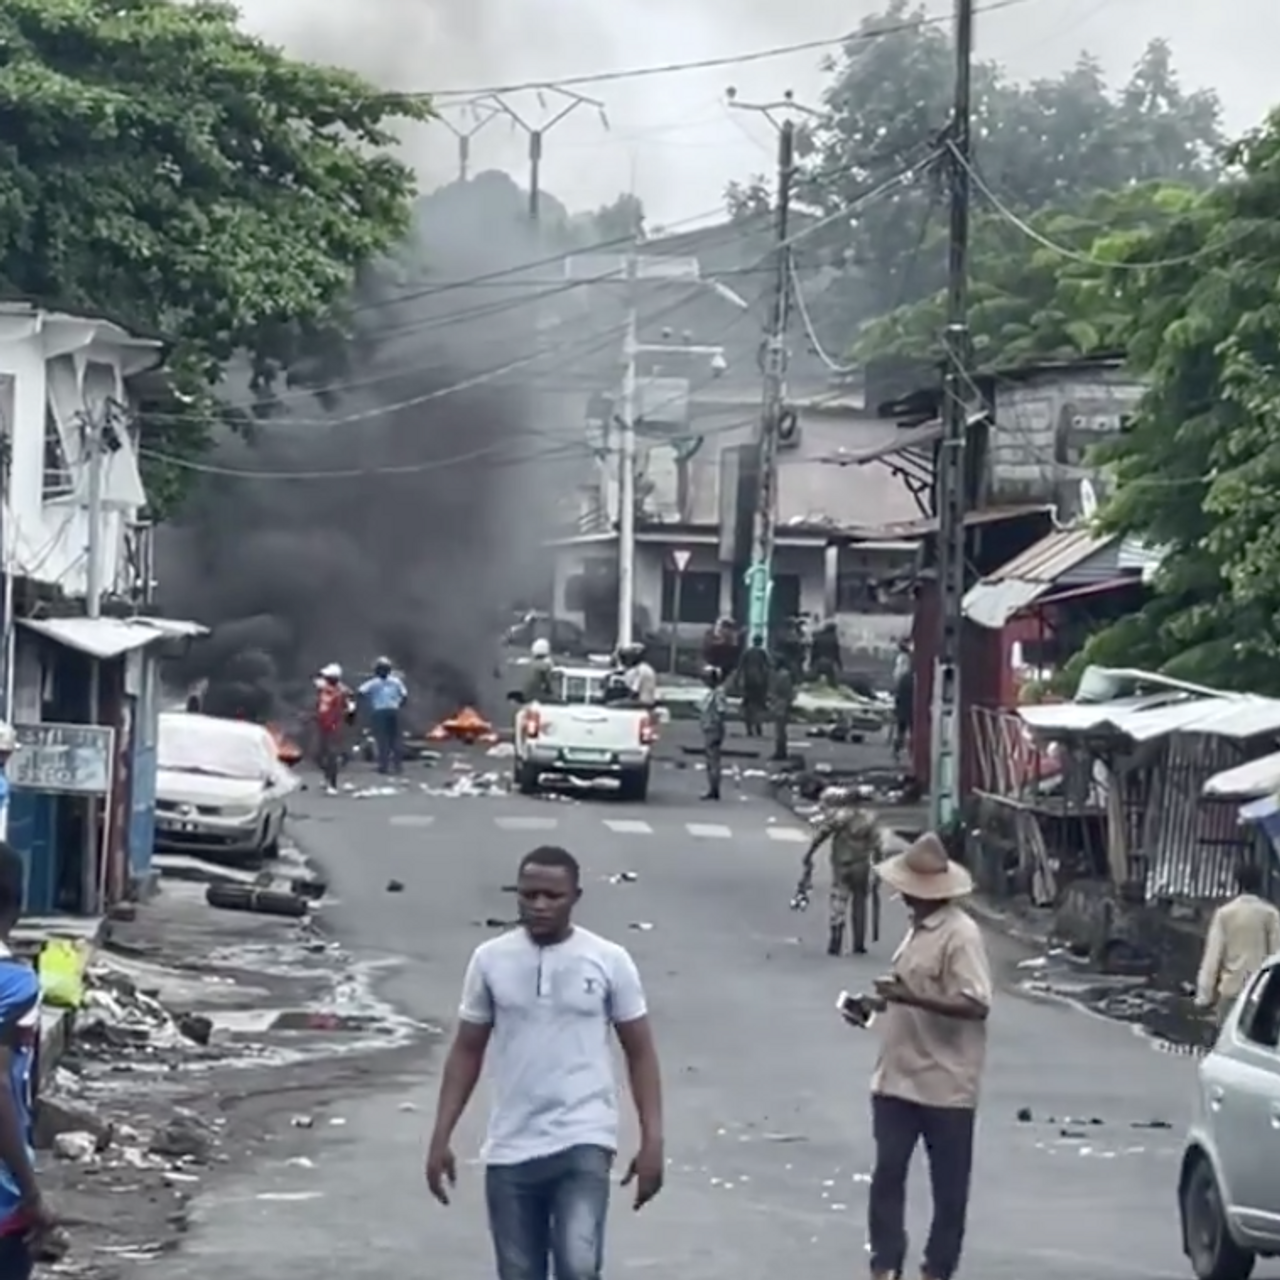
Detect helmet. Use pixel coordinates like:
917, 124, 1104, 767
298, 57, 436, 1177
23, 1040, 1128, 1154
819, 786, 850, 808
0, 722, 16, 753
374, 655, 393, 673
320, 663, 342, 680
531, 639, 551, 659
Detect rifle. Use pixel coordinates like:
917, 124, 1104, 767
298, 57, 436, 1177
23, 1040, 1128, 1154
871, 877, 881, 943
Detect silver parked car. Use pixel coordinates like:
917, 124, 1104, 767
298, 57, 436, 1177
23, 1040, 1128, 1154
1179, 956, 1280, 1279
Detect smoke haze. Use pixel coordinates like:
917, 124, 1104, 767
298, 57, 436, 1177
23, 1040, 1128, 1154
234, 0, 1280, 224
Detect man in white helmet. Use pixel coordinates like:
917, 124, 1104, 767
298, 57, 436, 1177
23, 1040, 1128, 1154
314, 665, 354, 795
523, 639, 555, 702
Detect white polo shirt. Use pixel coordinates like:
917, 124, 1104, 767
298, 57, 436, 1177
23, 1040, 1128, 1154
458, 925, 647, 1165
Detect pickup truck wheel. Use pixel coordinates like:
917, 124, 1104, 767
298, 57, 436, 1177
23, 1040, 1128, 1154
514, 761, 540, 795
1182, 1154, 1255, 1280
619, 764, 650, 802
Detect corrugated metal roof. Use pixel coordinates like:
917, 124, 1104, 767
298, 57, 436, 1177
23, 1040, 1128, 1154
18, 616, 208, 660
1020, 693, 1280, 743
963, 527, 1160, 629
1204, 750, 1280, 799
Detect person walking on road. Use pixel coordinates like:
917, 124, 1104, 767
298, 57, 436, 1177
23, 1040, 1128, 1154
0, 842, 57, 1280
1196, 861, 1280, 1025
738, 636, 770, 738
770, 656, 795, 763
699, 665, 728, 801
797, 787, 884, 956
425, 845, 665, 1280
314, 664, 354, 796
846, 833, 991, 1280
359, 657, 408, 776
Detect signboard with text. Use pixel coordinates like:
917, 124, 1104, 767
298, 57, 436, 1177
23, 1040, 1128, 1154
11, 723, 115, 795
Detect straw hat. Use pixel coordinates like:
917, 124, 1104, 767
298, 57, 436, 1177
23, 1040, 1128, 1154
875, 831, 973, 900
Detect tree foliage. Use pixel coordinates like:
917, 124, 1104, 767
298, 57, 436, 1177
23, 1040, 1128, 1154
1073, 110, 1280, 692
0, 0, 429, 514
855, 181, 1202, 366
794, 0, 1223, 340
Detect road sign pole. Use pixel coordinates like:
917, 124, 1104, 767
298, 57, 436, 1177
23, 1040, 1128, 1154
669, 549, 691, 674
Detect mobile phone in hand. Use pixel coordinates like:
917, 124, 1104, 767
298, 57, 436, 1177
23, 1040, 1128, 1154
837, 990, 876, 1028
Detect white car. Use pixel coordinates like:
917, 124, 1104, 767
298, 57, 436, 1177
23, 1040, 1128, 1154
154, 713, 298, 861
512, 666, 656, 801
1178, 954, 1280, 1279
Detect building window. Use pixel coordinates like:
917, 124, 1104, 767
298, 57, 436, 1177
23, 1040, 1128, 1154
661, 569, 720, 624
42, 401, 74, 498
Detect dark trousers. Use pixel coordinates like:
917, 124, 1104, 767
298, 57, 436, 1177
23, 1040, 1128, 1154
742, 693, 766, 736
0, 1233, 32, 1280
703, 738, 723, 797
485, 1144, 612, 1280
370, 708, 401, 773
772, 713, 790, 761
316, 732, 342, 789
869, 1094, 975, 1280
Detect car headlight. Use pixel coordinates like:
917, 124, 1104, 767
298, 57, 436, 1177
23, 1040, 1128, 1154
217, 805, 261, 820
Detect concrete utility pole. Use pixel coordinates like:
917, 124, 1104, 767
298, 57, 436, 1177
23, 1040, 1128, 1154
726, 89, 820, 647
930, 0, 976, 831
486, 86, 609, 222
563, 253, 743, 648
437, 96, 500, 181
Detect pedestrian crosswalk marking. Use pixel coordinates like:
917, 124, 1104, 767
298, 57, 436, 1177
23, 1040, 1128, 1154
603, 819, 653, 834
686, 823, 732, 838
765, 827, 808, 842
389, 815, 436, 827
494, 815, 559, 832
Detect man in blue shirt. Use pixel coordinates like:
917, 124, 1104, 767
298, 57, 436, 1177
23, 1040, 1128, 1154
0, 841, 51, 1280
359, 658, 409, 776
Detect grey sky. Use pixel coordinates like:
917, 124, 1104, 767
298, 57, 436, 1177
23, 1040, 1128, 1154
238, 0, 1278, 225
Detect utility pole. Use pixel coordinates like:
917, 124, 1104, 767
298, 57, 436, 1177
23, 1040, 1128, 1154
617, 263, 639, 649
486, 86, 609, 222
83, 405, 105, 620
727, 89, 820, 648
437, 96, 499, 181
930, 0, 975, 832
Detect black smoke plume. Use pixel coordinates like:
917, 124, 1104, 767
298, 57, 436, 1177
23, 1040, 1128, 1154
157, 173, 590, 729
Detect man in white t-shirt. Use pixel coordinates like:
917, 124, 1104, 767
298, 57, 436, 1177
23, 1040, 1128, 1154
425, 845, 665, 1280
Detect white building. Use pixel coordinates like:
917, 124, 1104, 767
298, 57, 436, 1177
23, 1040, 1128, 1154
0, 300, 161, 605
0, 301, 203, 917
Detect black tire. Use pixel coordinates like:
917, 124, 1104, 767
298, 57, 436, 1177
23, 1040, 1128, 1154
619, 764, 650, 803
1182, 1154, 1255, 1280
515, 761, 540, 796
204, 883, 308, 919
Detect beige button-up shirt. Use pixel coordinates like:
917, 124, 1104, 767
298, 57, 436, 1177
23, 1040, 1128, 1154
872, 903, 993, 1109
1196, 892, 1280, 1007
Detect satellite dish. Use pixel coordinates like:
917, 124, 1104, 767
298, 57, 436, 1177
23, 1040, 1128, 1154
1079, 478, 1098, 520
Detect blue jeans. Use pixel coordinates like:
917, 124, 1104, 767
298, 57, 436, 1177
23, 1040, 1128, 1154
485, 1144, 612, 1280
370, 709, 401, 774
0, 1232, 32, 1280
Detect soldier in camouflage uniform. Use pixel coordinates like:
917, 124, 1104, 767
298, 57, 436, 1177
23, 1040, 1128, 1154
798, 787, 884, 956
699, 665, 728, 801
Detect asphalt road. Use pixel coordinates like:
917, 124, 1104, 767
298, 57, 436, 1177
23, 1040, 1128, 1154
150, 753, 1211, 1280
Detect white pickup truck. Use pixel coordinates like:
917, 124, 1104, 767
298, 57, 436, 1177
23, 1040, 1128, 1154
512, 666, 656, 801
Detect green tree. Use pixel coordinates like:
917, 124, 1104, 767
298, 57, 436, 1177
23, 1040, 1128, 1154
855, 181, 1201, 366
1073, 111, 1280, 692
796, 1, 1222, 342
0, 0, 429, 514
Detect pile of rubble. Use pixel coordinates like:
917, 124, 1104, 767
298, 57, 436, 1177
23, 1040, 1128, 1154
73, 965, 217, 1063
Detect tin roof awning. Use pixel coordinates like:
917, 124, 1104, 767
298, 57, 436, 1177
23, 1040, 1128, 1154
962, 527, 1162, 629
1204, 750, 1280, 800
1020, 691, 1280, 744
19, 616, 209, 660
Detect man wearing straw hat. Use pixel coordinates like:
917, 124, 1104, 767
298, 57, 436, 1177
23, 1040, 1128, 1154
858, 831, 992, 1280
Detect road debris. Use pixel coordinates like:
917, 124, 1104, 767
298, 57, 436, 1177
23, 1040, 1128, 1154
426, 706, 498, 744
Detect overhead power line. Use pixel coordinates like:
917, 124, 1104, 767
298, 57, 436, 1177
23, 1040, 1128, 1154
415, 0, 1040, 100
